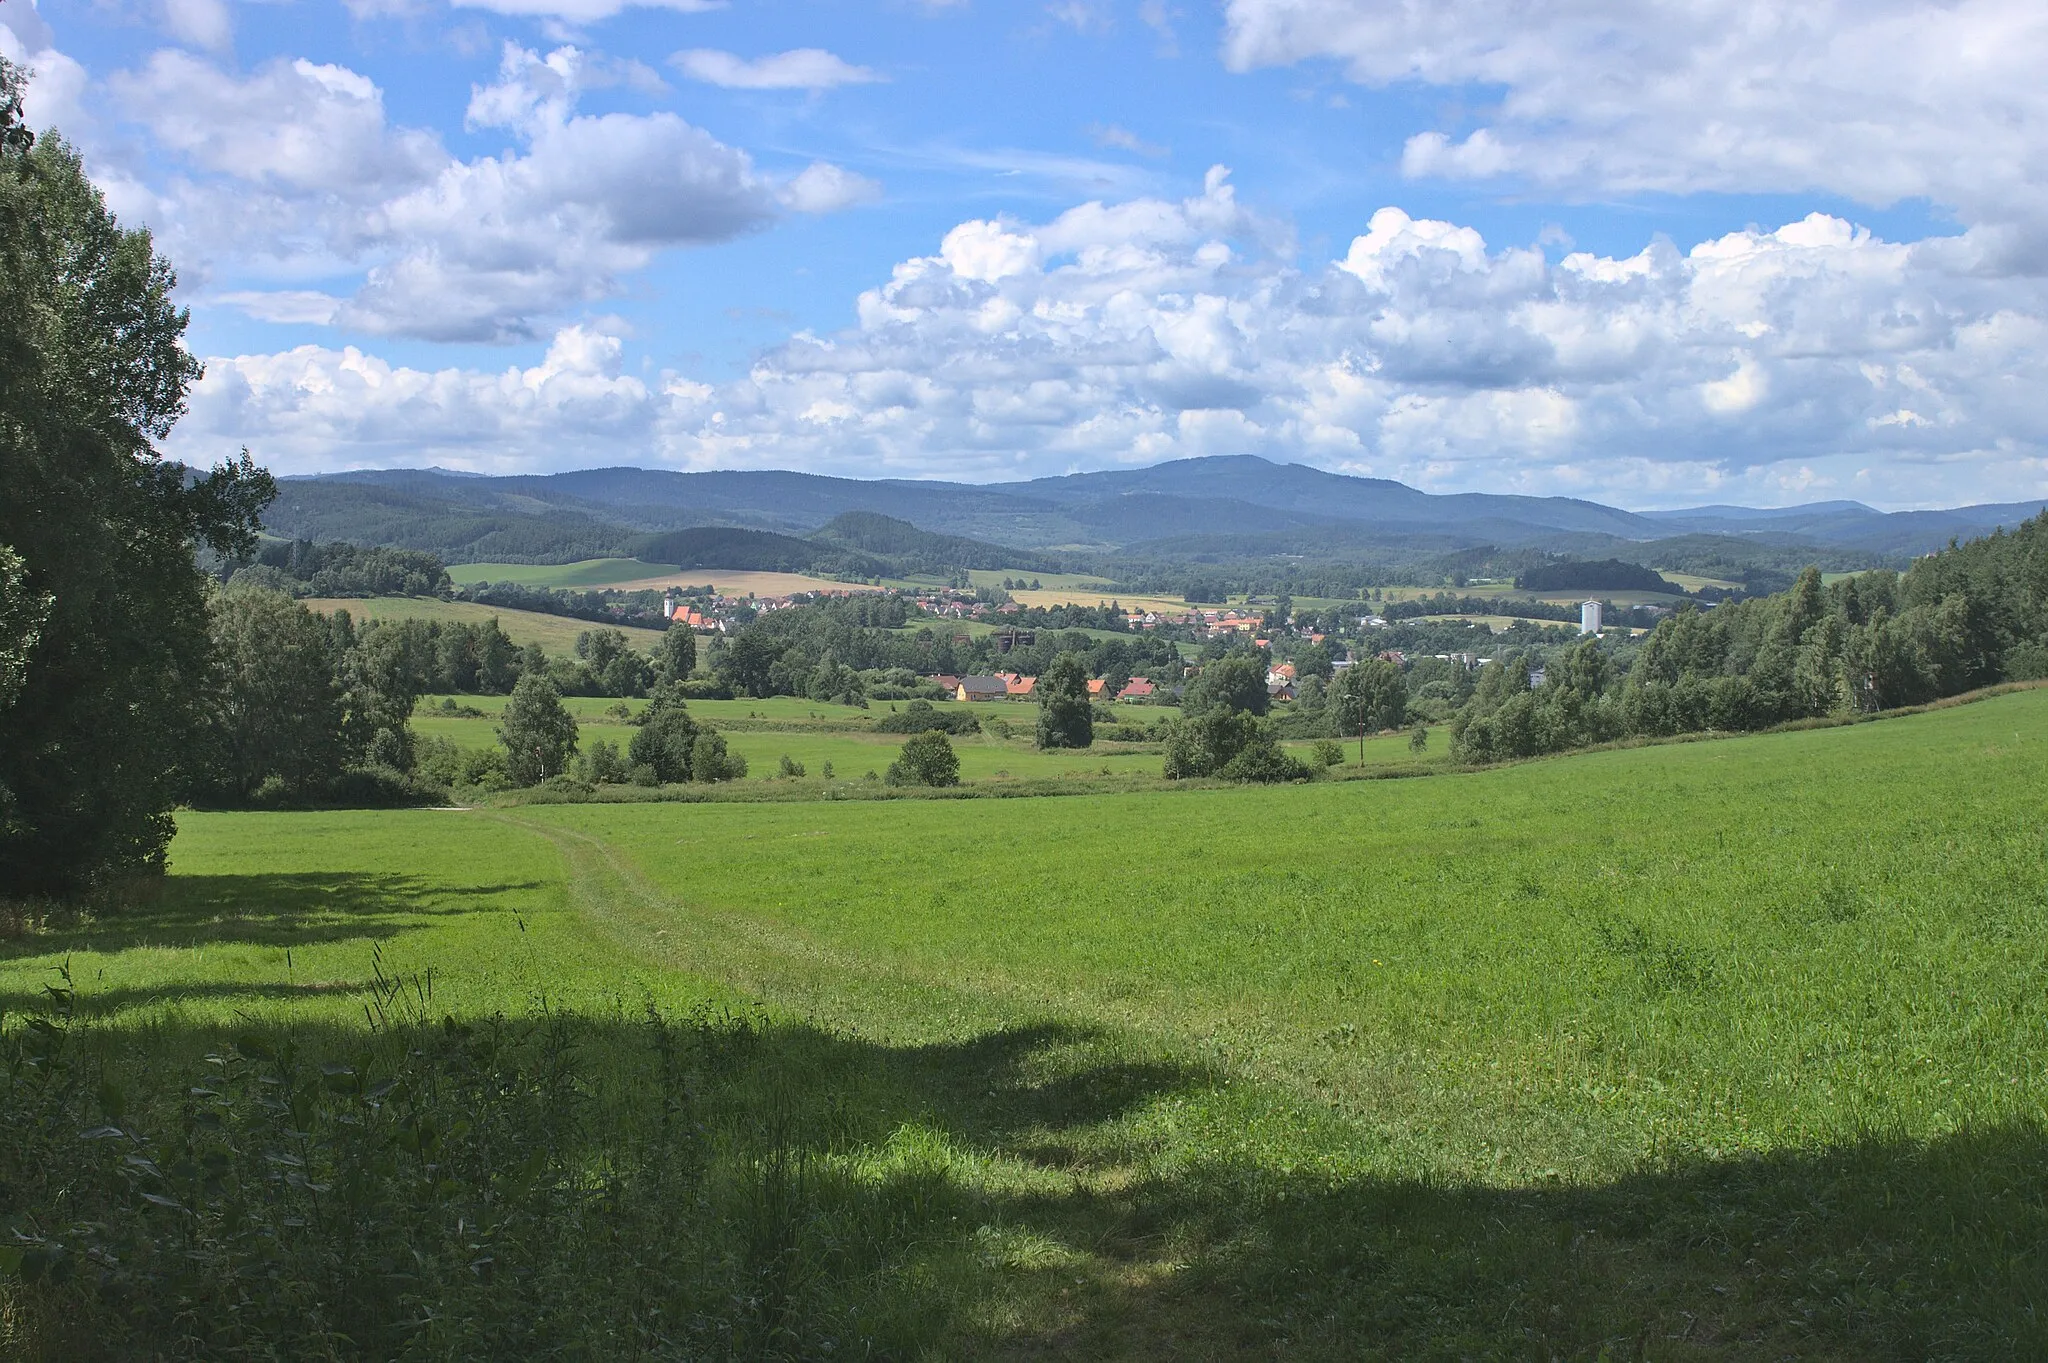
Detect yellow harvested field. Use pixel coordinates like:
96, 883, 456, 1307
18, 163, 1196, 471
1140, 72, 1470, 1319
300, 597, 666, 653
1007, 588, 1189, 613
604, 569, 886, 597
1657, 571, 1743, 592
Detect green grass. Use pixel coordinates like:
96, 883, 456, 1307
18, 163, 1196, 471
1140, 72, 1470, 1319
7, 692, 2047, 1356
444, 558, 681, 588
415, 692, 1428, 790
412, 696, 1194, 785
302, 597, 667, 653
1658, 571, 1745, 593
966, 569, 1121, 592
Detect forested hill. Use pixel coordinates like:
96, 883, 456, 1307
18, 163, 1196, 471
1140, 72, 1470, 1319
629, 526, 890, 578
806, 511, 1060, 574
263, 457, 2048, 568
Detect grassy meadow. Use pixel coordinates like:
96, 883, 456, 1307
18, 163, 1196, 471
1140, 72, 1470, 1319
445, 560, 911, 594
5, 691, 2046, 1357
445, 558, 681, 588
411, 692, 1448, 787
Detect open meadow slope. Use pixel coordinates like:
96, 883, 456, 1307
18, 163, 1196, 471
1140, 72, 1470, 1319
5, 692, 2046, 1358
444, 558, 679, 588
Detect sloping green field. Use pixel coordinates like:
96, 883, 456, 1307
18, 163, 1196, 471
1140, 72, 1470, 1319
445, 558, 678, 588
5, 692, 2045, 1357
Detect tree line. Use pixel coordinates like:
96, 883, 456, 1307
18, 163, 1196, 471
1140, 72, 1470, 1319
1449, 521, 2048, 763
195, 587, 721, 801
707, 598, 1182, 702
229, 539, 452, 598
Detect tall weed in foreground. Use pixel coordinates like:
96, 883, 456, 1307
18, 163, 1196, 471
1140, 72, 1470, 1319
0, 969, 918, 1361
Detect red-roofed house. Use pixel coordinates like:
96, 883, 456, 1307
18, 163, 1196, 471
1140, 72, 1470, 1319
1117, 677, 1155, 700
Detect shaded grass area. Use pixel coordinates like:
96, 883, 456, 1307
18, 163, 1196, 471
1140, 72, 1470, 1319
6, 692, 2048, 1356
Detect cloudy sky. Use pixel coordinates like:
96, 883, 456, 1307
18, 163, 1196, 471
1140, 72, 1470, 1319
5, 0, 2045, 508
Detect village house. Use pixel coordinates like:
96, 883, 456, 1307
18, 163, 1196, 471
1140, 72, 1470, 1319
956, 676, 1008, 702
1116, 677, 1156, 701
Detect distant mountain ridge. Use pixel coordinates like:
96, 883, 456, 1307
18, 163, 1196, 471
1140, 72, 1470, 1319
275, 456, 2047, 565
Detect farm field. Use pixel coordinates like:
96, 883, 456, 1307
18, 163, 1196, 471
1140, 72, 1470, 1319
5, 690, 2044, 1356
1010, 587, 1190, 612
1657, 571, 1745, 593
412, 692, 1444, 785
907, 618, 1172, 651
965, 569, 1121, 593
446, 559, 923, 595
1375, 584, 1694, 608
413, 708, 1173, 782
605, 568, 898, 596
421, 692, 990, 727
1403, 612, 1540, 633
445, 558, 679, 588
300, 596, 667, 653
963, 568, 1190, 613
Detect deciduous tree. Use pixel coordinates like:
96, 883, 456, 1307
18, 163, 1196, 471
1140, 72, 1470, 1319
1184, 651, 1270, 717
200, 586, 348, 800
0, 61, 275, 892
1034, 651, 1093, 749
499, 675, 579, 786
655, 622, 697, 684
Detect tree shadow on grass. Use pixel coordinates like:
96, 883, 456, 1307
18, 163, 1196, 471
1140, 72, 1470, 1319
0, 872, 543, 961
704, 1018, 2048, 1359
0, 978, 366, 1021
5, 993, 2043, 1360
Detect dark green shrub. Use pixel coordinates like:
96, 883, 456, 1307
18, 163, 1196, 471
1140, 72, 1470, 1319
875, 700, 980, 735
886, 732, 960, 787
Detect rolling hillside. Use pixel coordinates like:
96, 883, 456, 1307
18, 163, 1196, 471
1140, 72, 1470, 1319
259, 454, 2048, 571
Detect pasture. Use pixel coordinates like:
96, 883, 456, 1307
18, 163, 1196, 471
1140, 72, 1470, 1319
445, 558, 680, 588
1656, 571, 1745, 593
301, 596, 667, 653
5, 691, 2045, 1357
604, 568, 895, 597
443, 558, 911, 597
410, 692, 1443, 786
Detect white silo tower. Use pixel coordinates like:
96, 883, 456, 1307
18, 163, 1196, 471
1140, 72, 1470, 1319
1580, 600, 1603, 635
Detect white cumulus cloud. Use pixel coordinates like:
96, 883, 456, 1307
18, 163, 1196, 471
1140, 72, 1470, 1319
672, 48, 882, 90
75, 42, 869, 341
779, 162, 882, 214
168, 175, 2048, 505
1223, 0, 2048, 253
450, 0, 721, 25
175, 325, 659, 473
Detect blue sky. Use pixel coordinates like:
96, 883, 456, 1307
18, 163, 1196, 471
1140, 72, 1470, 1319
5, 0, 2044, 509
